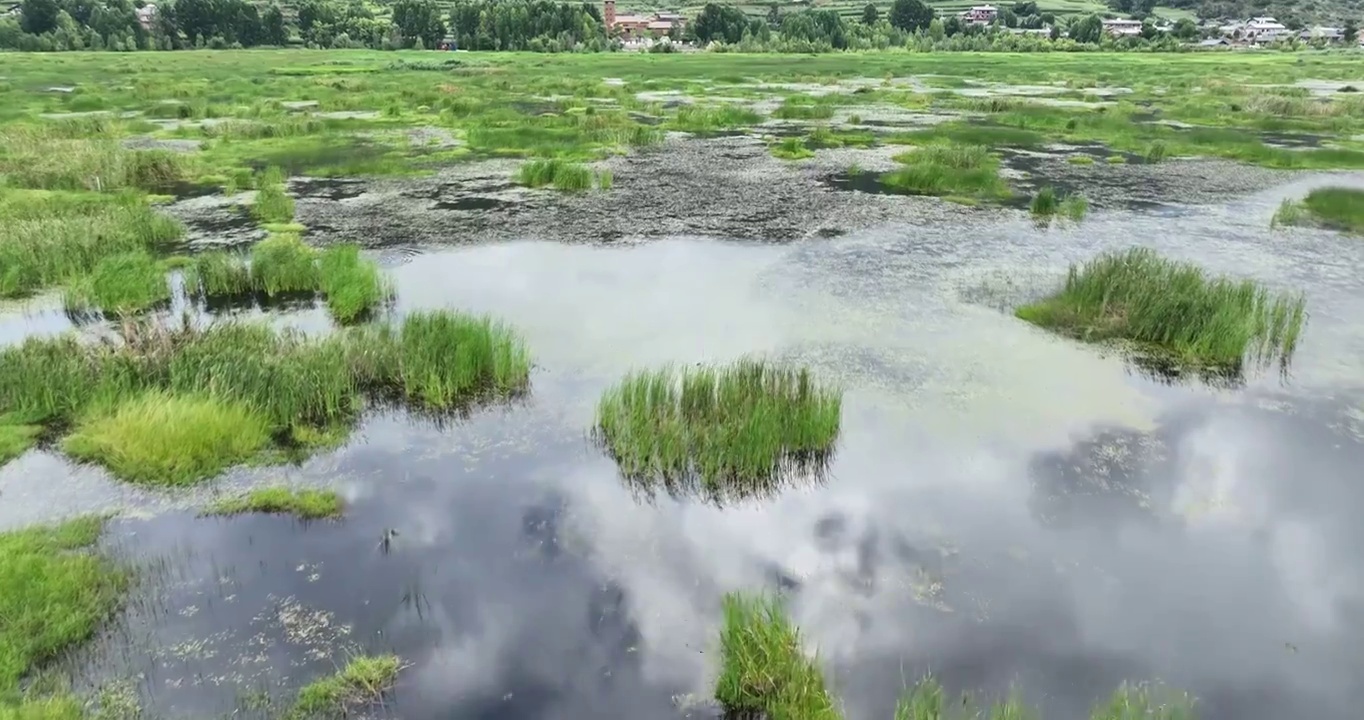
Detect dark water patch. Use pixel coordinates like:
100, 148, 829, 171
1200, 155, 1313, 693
184, 204, 257, 237
149, 180, 221, 200
628, 112, 663, 126
290, 177, 367, 201
434, 196, 518, 212
248, 142, 390, 177
815, 227, 845, 238
1260, 132, 1325, 150
823, 170, 905, 196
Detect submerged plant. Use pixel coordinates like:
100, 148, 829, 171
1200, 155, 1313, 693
1015, 248, 1306, 373
594, 360, 840, 498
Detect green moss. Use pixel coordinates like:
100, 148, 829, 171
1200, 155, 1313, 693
286, 654, 402, 720
715, 593, 840, 720
594, 360, 841, 498
205, 487, 344, 520
0, 518, 127, 700
1016, 248, 1306, 372
62, 391, 273, 486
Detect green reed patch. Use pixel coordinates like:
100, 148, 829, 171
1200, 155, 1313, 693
63, 391, 273, 487
882, 145, 1009, 200
252, 166, 295, 225
516, 158, 595, 191
0, 126, 191, 192
594, 360, 840, 498
62, 251, 170, 316
773, 100, 835, 120
0, 191, 183, 299
715, 593, 840, 720
0, 517, 127, 697
1016, 248, 1306, 372
1272, 187, 1364, 234
670, 104, 763, 133
1030, 187, 1088, 222
0, 422, 41, 467
319, 245, 393, 324
250, 233, 318, 295
771, 137, 815, 160
184, 250, 254, 297
205, 487, 343, 520
285, 654, 402, 720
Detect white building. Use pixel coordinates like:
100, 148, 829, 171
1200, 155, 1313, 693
1245, 16, 1288, 43
1101, 18, 1143, 37
960, 5, 998, 25
135, 4, 158, 30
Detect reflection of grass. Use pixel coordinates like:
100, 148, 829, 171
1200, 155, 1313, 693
882, 145, 1009, 200
0, 517, 127, 702
286, 654, 402, 720
1016, 248, 1306, 372
206, 487, 343, 520
1272, 188, 1364, 234
63, 391, 272, 486
716, 593, 840, 720
594, 360, 841, 497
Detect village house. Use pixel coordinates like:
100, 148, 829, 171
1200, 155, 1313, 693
1101, 18, 1143, 37
1243, 16, 1289, 43
1298, 26, 1345, 43
960, 5, 998, 25
603, 1, 685, 40
2, 2, 21, 17
135, 3, 158, 30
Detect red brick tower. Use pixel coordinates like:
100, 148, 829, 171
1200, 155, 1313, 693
604, 0, 616, 29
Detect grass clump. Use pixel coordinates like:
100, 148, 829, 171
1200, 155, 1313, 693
593, 360, 840, 497
62, 391, 273, 487
0, 517, 127, 698
0, 191, 182, 299
0, 422, 41, 467
1030, 186, 1060, 216
771, 137, 815, 161
1016, 248, 1306, 372
62, 251, 170, 316
184, 250, 254, 297
319, 245, 392, 324
286, 654, 402, 720
205, 487, 343, 520
1273, 187, 1364, 234
715, 593, 840, 720
670, 104, 763, 132
1030, 187, 1089, 222
252, 167, 295, 225
773, 100, 835, 120
250, 233, 319, 296
1068, 155, 1096, 165
516, 158, 594, 191
882, 145, 1009, 200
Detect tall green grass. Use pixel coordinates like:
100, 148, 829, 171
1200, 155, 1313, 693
716, 593, 840, 720
0, 517, 127, 697
670, 104, 763, 132
250, 233, 318, 295
285, 654, 402, 720
319, 245, 392, 323
1016, 248, 1306, 372
1030, 187, 1088, 222
1273, 187, 1364, 234
62, 391, 273, 487
516, 158, 595, 191
184, 250, 254, 297
772, 137, 815, 160
62, 251, 170, 315
773, 100, 836, 120
0, 126, 190, 191
0, 191, 183, 299
183, 241, 390, 322
252, 166, 295, 225
0, 422, 41, 467
882, 145, 1009, 200
594, 360, 841, 497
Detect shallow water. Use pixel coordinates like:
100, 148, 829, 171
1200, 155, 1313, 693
5, 173, 1364, 719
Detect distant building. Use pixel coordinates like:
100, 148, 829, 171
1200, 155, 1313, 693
1198, 37, 1231, 47
1101, 18, 1143, 37
960, 5, 998, 25
1244, 16, 1288, 43
2, 2, 21, 16
603, 1, 685, 39
1298, 26, 1344, 43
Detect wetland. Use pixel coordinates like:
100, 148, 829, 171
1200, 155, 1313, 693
3, 50, 1364, 720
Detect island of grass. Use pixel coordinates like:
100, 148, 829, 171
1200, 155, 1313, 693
593, 360, 840, 499
879, 144, 1010, 202
1272, 187, 1364, 235
286, 654, 402, 720
205, 487, 344, 520
714, 591, 1197, 720
0, 310, 531, 483
1016, 248, 1305, 374
0, 517, 128, 714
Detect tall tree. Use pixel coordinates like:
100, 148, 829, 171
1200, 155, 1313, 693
690, 3, 749, 44
860, 3, 878, 24
1069, 13, 1103, 43
392, 0, 444, 48
888, 0, 933, 32
1344, 19, 1358, 44
20, 0, 61, 34
261, 3, 287, 45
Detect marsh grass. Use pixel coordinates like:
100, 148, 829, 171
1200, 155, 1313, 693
0, 422, 41, 467
319, 245, 392, 324
1273, 188, 1364, 234
62, 391, 273, 486
1029, 187, 1059, 216
250, 234, 319, 296
286, 654, 402, 720
0, 517, 127, 695
773, 100, 836, 120
670, 104, 763, 132
0, 126, 190, 192
184, 251, 254, 297
0, 191, 182, 299
1016, 248, 1306, 372
772, 137, 815, 160
594, 360, 840, 498
882, 145, 1009, 200
1030, 187, 1088, 222
715, 593, 840, 720
205, 487, 343, 520
62, 251, 170, 316
516, 158, 594, 191
252, 167, 295, 225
